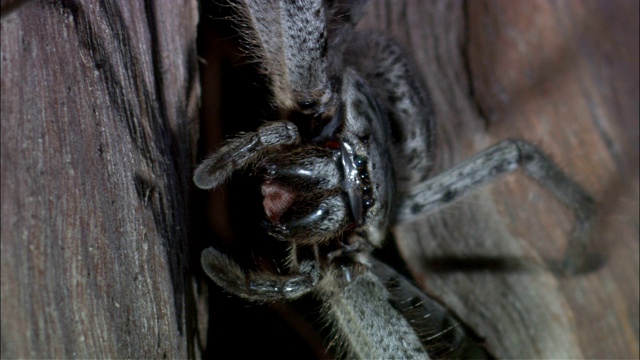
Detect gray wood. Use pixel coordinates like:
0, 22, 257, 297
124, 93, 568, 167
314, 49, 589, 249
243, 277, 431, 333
1, 1, 203, 358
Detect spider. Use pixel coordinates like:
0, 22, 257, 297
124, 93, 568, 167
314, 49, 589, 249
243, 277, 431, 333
194, 0, 594, 358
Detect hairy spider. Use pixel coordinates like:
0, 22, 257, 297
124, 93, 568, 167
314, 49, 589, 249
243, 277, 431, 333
195, 0, 594, 358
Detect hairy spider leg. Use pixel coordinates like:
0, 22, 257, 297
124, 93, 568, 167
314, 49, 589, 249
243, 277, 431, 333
319, 270, 429, 359
194, 121, 300, 190
201, 247, 320, 302
369, 258, 478, 358
393, 139, 595, 274
235, 0, 332, 114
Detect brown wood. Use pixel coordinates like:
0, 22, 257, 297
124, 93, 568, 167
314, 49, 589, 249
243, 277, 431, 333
1, 1, 203, 358
360, 0, 638, 358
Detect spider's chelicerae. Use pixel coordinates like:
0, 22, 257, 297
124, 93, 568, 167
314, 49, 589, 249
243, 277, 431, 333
195, 1, 594, 358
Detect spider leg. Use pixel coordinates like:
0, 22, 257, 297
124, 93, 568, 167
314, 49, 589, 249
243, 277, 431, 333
319, 270, 429, 359
201, 247, 320, 302
394, 139, 595, 273
236, 0, 332, 114
326, 236, 374, 263
193, 121, 299, 190
369, 258, 482, 358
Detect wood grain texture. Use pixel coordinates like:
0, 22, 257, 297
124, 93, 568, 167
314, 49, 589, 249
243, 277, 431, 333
1, 1, 203, 358
359, 0, 638, 358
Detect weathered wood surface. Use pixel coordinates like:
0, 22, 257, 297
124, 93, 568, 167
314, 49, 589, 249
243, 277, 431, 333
1, 1, 203, 358
195, 0, 638, 359
363, 1, 638, 358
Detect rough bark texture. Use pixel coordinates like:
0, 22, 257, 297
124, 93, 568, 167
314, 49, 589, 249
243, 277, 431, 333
1, 1, 203, 358
195, 0, 638, 359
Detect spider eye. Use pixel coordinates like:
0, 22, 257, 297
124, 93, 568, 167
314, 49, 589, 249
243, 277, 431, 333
358, 132, 371, 144
298, 99, 317, 109
363, 197, 374, 210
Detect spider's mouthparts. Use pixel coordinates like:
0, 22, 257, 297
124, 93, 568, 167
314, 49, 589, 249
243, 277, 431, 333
261, 180, 296, 223
340, 141, 374, 226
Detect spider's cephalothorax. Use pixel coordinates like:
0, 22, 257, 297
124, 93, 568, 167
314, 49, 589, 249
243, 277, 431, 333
194, 65, 404, 299
194, 0, 437, 303
196, 0, 594, 358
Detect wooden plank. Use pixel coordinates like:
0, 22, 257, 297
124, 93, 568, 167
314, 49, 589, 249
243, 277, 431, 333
0, 1, 202, 358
